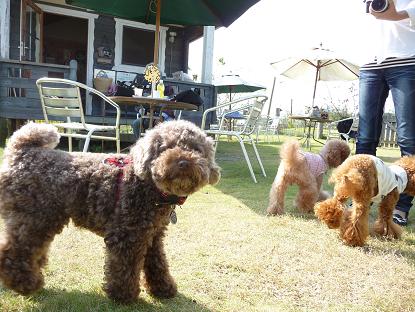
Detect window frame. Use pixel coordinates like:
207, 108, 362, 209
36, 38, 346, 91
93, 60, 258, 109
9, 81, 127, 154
113, 18, 167, 74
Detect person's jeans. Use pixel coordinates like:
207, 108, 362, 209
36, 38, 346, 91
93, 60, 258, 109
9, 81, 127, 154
132, 118, 150, 139
356, 65, 415, 214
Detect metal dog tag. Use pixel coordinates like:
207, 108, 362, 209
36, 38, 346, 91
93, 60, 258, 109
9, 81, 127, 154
170, 210, 177, 224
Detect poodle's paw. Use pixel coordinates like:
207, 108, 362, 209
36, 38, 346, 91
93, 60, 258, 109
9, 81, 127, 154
295, 199, 315, 214
0, 269, 44, 295
314, 198, 344, 229
266, 203, 284, 215
104, 284, 139, 304
340, 210, 368, 247
340, 227, 366, 247
373, 219, 402, 239
145, 279, 177, 299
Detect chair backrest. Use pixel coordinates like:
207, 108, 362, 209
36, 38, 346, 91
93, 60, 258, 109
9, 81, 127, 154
36, 78, 86, 125
350, 117, 359, 132
36, 78, 121, 129
240, 96, 267, 135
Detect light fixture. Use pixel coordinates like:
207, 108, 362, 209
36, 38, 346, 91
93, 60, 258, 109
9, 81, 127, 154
169, 31, 177, 43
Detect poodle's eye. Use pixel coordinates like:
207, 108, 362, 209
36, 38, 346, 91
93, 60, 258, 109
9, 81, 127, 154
191, 145, 204, 154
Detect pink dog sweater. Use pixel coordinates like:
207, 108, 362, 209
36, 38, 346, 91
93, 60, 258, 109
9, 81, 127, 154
301, 152, 327, 176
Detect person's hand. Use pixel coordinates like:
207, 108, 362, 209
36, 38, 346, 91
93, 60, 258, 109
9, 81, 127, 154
370, 0, 409, 20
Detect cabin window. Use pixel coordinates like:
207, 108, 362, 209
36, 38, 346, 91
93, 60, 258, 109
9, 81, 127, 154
122, 27, 154, 67
114, 19, 166, 74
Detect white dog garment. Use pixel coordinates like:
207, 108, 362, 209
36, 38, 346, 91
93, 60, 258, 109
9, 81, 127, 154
369, 155, 408, 203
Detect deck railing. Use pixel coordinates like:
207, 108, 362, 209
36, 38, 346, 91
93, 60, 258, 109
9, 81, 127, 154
0, 59, 71, 120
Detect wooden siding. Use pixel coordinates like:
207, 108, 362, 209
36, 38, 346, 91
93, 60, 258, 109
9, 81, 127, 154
0, 59, 70, 119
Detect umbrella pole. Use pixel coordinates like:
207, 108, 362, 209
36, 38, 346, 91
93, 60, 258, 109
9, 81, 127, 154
312, 62, 320, 105
267, 76, 277, 118
153, 0, 161, 66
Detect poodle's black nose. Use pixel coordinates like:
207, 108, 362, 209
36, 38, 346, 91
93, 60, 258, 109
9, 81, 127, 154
178, 160, 189, 169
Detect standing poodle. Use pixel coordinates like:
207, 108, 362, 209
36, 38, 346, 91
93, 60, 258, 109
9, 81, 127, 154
267, 139, 350, 215
314, 154, 415, 247
0, 120, 220, 303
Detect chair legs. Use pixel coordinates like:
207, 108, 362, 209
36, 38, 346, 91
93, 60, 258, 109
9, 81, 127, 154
82, 129, 95, 153
250, 138, 266, 178
235, 134, 267, 183
236, 134, 257, 183
67, 130, 73, 152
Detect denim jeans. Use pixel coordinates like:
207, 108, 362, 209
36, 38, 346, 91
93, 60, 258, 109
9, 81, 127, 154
356, 65, 415, 214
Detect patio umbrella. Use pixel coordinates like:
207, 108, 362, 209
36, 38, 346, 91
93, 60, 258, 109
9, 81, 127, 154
214, 74, 266, 101
66, 0, 260, 65
270, 46, 359, 105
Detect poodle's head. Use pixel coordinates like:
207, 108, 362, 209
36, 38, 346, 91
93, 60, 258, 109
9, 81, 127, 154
130, 120, 221, 196
320, 139, 351, 168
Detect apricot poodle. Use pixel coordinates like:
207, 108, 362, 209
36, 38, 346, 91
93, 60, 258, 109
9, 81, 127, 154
0, 120, 220, 303
314, 154, 415, 247
267, 139, 350, 215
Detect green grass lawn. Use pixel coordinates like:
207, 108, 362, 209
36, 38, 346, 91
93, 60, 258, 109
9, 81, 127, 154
0, 137, 415, 312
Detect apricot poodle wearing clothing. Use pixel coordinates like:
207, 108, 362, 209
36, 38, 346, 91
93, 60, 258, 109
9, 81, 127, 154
314, 154, 415, 247
0, 120, 220, 303
267, 139, 350, 215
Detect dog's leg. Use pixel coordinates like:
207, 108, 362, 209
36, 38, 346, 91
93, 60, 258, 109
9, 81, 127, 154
295, 178, 319, 213
340, 199, 371, 247
143, 229, 177, 298
267, 179, 288, 215
373, 189, 402, 239
0, 220, 61, 295
103, 230, 149, 304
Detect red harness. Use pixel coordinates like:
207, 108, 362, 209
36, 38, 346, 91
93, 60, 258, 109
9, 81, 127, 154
103, 156, 187, 206
103, 156, 131, 203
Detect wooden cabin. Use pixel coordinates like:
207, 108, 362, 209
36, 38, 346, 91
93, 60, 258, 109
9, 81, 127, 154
0, 0, 217, 144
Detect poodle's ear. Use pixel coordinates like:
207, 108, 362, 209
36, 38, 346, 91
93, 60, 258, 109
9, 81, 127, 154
130, 133, 161, 179
205, 136, 221, 185
209, 163, 221, 185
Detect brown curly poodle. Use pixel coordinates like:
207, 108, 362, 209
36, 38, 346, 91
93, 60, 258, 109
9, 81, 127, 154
267, 139, 350, 215
0, 120, 220, 303
314, 154, 415, 247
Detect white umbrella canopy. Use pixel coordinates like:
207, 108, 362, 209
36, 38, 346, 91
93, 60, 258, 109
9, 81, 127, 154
270, 46, 359, 104
214, 74, 266, 100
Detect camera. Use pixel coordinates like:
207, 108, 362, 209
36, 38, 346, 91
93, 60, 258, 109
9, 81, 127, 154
364, 0, 389, 13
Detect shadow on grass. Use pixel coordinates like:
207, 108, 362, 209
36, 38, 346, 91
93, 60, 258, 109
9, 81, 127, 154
213, 140, 283, 215
362, 236, 415, 266
213, 139, 331, 217
18, 288, 212, 312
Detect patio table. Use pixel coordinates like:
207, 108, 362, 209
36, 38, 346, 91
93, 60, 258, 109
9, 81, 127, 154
109, 96, 199, 129
289, 115, 332, 149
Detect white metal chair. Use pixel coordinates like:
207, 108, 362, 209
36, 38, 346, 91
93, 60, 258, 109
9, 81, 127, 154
36, 78, 121, 153
255, 116, 280, 143
201, 95, 268, 183
327, 117, 359, 144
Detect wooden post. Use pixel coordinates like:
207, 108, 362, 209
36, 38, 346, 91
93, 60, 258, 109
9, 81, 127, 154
201, 26, 214, 84
153, 0, 161, 66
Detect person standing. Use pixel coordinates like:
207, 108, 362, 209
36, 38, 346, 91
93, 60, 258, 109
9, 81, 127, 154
356, 0, 415, 225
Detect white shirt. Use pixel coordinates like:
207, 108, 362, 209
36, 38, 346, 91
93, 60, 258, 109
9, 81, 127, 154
365, 0, 415, 63
369, 155, 408, 203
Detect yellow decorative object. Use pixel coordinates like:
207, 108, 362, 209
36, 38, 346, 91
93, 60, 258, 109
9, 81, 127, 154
144, 63, 161, 84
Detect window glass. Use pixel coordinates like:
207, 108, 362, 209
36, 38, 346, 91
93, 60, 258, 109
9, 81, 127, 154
122, 26, 154, 66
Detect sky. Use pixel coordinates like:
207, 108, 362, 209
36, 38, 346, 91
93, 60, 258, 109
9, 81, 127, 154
188, 0, 392, 115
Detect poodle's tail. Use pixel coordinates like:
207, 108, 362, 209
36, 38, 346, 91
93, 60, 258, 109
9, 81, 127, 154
6, 122, 60, 152
279, 140, 303, 167
314, 197, 345, 229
